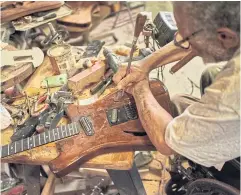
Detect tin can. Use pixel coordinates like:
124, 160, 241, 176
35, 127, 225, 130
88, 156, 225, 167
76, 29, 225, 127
47, 44, 76, 75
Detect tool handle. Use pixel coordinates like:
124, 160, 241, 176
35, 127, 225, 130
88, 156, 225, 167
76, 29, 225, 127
43, 13, 57, 20
98, 77, 112, 96
134, 13, 147, 38
170, 51, 197, 74
90, 79, 106, 95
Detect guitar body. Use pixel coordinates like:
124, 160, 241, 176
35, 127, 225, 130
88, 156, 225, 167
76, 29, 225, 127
1, 80, 172, 177
50, 80, 172, 177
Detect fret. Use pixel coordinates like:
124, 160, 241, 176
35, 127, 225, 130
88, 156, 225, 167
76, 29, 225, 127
69, 123, 73, 135
74, 123, 77, 134
45, 131, 49, 143
53, 128, 56, 141
9, 142, 15, 155
33, 136, 35, 147
63, 125, 66, 137
54, 128, 59, 140
29, 137, 33, 149
21, 139, 24, 151
38, 134, 41, 145
15, 141, 16, 153
61, 126, 64, 138
64, 125, 68, 137
40, 133, 46, 145
43, 132, 47, 143
33, 134, 40, 147
48, 130, 52, 142
8, 144, 10, 156
23, 138, 29, 150
57, 128, 60, 139
62, 126, 65, 137
27, 138, 30, 149
69, 124, 72, 136
67, 124, 71, 136
15, 140, 22, 153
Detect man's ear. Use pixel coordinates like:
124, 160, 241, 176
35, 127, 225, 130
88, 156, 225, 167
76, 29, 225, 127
217, 28, 240, 49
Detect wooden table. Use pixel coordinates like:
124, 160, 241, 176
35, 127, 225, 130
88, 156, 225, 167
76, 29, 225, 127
1, 56, 146, 195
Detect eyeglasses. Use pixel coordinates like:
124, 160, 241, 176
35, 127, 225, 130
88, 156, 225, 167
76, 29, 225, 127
174, 29, 204, 49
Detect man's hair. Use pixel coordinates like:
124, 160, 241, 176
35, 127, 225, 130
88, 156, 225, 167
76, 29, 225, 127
174, 2, 240, 35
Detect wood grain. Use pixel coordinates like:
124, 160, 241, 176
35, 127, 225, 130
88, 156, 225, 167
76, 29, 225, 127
1, 56, 135, 172
49, 80, 171, 177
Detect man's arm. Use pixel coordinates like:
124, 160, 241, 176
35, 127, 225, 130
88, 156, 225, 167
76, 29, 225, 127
132, 80, 174, 155
140, 41, 189, 73
113, 41, 189, 90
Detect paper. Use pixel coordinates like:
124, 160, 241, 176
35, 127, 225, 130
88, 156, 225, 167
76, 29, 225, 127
0, 103, 13, 130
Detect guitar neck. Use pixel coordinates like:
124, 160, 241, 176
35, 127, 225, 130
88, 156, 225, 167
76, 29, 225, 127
1, 122, 80, 158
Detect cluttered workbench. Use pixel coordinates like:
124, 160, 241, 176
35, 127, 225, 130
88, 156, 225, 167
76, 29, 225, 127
1, 52, 147, 194
0, 1, 189, 194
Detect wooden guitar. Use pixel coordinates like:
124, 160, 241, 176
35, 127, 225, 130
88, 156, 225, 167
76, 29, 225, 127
1, 79, 172, 177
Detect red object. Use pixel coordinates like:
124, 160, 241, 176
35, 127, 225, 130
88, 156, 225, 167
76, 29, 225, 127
31, 95, 49, 117
2, 184, 26, 195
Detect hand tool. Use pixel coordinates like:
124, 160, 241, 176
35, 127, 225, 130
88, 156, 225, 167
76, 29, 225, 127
90, 69, 114, 95
1, 47, 44, 68
83, 40, 105, 58
96, 76, 113, 97
33, 13, 57, 23
33, 10, 53, 17
103, 47, 121, 74
116, 12, 147, 99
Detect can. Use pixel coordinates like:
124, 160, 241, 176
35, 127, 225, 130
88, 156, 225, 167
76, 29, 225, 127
47, 44, 76, 75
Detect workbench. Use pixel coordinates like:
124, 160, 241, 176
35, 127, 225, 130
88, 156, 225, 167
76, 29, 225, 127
1, 56, 147, 195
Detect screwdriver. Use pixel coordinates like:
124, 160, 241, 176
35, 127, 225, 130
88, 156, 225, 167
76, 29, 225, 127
116, 12, 147, 100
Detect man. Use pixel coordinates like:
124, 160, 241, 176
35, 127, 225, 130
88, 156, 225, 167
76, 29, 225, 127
113, 1, 240, 185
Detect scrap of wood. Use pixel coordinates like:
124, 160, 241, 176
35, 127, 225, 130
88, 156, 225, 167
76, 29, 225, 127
68, 61, 105, 92
41, 173, 56, 195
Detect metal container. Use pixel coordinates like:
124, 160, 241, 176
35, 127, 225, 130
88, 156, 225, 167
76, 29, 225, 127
47, 44, 76, 75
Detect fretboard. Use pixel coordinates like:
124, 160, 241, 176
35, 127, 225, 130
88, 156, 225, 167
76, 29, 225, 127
1, 122, 80, 158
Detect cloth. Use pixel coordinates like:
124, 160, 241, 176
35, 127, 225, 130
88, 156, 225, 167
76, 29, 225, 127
165, 49, 240, 170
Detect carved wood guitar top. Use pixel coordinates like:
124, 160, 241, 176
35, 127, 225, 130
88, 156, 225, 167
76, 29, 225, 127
1, 56, 135, 170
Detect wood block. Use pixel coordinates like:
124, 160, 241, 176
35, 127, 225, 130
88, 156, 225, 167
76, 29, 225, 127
68, 61, 105, 92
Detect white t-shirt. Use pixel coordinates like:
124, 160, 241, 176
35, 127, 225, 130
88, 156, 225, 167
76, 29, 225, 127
165, 49, 240, 170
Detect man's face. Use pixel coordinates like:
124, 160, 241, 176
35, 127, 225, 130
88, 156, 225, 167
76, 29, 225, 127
173, 3, 232, 63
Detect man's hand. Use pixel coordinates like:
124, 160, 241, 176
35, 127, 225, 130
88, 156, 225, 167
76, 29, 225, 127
113, 60, 149, 92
